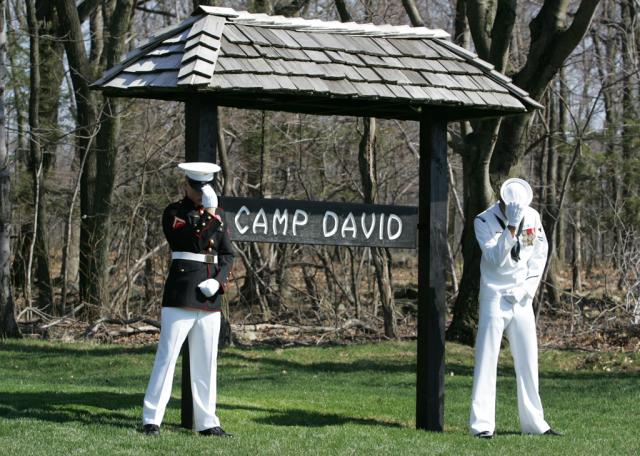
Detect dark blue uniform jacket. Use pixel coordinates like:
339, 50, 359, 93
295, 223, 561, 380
161, 197, 235, 311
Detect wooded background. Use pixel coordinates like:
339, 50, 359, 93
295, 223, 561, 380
0, 0, 638, 344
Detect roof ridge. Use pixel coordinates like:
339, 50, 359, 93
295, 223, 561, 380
195, 5, 450, 39
177, 15, 225, 86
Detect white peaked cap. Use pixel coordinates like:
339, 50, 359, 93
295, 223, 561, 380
500, 178, 533, 207
178, 162, 221, 182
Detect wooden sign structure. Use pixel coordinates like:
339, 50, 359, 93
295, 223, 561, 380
220, 196, 418, 249
92, 6, 540, 434
182, 98, 447, 432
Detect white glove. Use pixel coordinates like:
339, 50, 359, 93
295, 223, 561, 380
503, 287, 527, 305
201, 184, 218, 209
198, 278, 220, 298
505, 202, 524, 227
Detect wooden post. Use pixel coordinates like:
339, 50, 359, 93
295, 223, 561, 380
416, 116, 448, 431
185, 98, 218, 162
181, 98, 218, 429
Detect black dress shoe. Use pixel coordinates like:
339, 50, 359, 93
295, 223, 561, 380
543, 428, 563, 436
474, 431, 494, 439
142, 424, 160, 436
199, 426, 232, 437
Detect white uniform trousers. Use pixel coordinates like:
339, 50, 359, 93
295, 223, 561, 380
142, 307, 221, 431
469, 298, 550, 435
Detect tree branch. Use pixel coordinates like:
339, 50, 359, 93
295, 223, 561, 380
334, 0, 351, 22
401, 0, 424, 27
77, 0, 101, 23
488, 0, 516, 72
515, 0, 601, 99
135, 5, 176, 17
273, 0, 311, 17
465, 0, 494, 61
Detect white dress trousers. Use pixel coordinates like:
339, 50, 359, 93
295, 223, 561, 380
143, 307, 221, 431
469, 203, 551, 435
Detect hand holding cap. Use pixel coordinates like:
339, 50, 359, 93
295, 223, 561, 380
201, 184, 218, 209
505, 201, 525, 227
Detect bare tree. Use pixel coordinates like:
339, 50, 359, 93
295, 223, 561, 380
358, 118, 397, 337
0, 0, 20, 337
55, 0, 135, 318
447, 0, 602, 342
25, 0, 56, 313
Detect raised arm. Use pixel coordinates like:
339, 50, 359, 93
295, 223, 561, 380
474, 215, 517, 268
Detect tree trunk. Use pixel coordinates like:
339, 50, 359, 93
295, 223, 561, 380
237, 110, 274, 320
572, 205, 582, 292
55, 0, 134, 318
618, 0, 638, 289
556, 72, 568, 263
302, 263, 319, 313
446, 119, 500, 344
5, 4, 27, 165
591, 9, 623, 273
216, 109, 232, 196
543, 91, 561, 309
347, 247, 362, 319
335, 0, 396, 337
357, 117, 396, 337
32, 0, 65, 313
25, 0, 51, 311
0, 0, 20, 337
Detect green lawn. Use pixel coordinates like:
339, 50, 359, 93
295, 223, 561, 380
0, 338, 638, 455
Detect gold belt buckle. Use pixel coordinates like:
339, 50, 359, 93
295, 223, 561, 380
204, 254, 216, 264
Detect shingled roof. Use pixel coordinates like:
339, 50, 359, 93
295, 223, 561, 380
92, 6, 542, 120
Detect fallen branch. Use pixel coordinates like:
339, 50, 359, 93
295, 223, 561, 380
106, 325, 159, 337
231, 318, 376, 335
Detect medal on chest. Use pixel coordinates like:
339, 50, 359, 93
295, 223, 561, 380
522, 227, 536, 247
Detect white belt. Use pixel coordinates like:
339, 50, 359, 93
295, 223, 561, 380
171, 251, 218, 264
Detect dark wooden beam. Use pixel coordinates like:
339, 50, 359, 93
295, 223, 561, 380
416, 116, 448, 431
181, 98, 219, 430
185, 97, 218, 162
97, 87, 528, 122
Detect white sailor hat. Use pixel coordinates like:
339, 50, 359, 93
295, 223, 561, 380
500, 178, 533, 207
178, 162, 221, 186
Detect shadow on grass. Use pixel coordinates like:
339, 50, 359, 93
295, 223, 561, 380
219, 402, 403, 428
223, 351, 505, 379
0, 390, 403, 431
223, 350, 640, 384
493, 430, 526, 436
0, 391, 143, 428
0, 341, 156, 357
222, 351, 416, 375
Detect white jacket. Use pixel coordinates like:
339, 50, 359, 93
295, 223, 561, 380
474, 202, 548, 307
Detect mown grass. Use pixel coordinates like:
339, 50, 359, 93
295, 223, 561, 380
0, 338, 638, 455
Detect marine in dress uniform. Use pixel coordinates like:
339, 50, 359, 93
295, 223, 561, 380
469, 178, 560, 439
141, 162, 235, 437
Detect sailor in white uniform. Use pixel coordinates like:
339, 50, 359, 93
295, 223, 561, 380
469, 178, 560, 438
